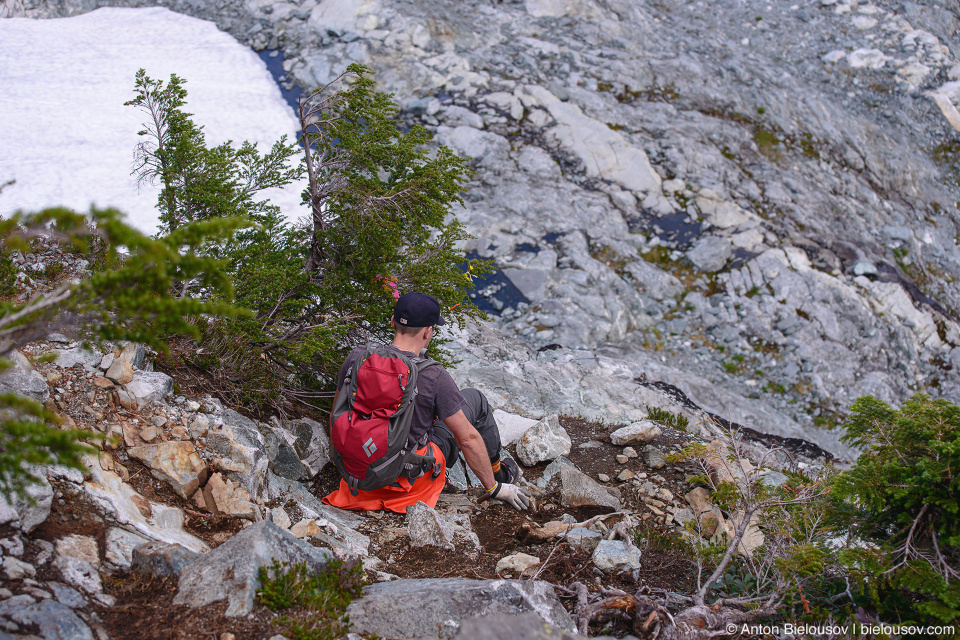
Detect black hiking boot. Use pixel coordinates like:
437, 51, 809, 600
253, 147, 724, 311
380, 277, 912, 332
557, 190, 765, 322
493, 455, 522, 484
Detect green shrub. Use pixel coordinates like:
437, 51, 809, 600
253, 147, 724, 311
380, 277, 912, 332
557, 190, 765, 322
257, 559, 365, 640
833, 394, 960, 624
646, 406, 689, 431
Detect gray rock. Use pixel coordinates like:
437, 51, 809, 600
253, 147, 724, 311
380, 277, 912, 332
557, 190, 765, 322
534, 456, 576, 489
760, 471, 789, 487
562, 527, 602, 552
591, 540, 642, 573
52, 555, 101, 595
47, 582, 87, 609
515, 414, 571, 466
173, 520, 332, 616
346, 578, 574, 639
119, 342, 146, 369
122, 371, 173, 408
492, 410, 538, 447
104, 527, 150, 571
2, 556, 35, 580
53, 346, 102, 371
0, 472, 53, 533
453, 612, 586, 640
494, 553, 541, 578
406, 501, 481, 559
686, 235, 733, 273
642, 446, 666, 470
264, 417, 330, 481
0, 351, 49, 402
555, 466, 621, 510
0, 598, 93, 640
132, 541, 200, 578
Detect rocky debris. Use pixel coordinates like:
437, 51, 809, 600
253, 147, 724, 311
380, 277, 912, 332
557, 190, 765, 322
591, 540, 642, 573
515, 414, 571, 465
0, 598, 94, 640
345, 578, 574, 640
553, 465, 621, 510
197, 472, 256, 519
495, 552, 541, 578
723, 511, 766, 558
2, 556, 35, 580
128, 441, 209, 499
105, 357, 134, 385
54, 345, 103, 371
610, 422, 662, 446
174, 520, 332, 617
406, 501, 481, 559
535, 455, 576, 489
131, 541, 200, 578
0, 350, 49, 402
78, 455, 209, 554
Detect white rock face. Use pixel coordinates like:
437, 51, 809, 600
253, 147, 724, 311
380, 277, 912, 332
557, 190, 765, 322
518, 85, 661, 193
493, 410, 539, 447
0, 7, 304, 233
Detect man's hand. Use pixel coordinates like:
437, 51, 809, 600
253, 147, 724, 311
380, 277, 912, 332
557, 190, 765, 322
479, 482, 530, 511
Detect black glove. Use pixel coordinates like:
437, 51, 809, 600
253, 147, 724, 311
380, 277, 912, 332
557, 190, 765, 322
479, 482, 530, 511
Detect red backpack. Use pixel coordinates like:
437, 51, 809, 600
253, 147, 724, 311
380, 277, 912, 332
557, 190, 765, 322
330, 343, 440, 495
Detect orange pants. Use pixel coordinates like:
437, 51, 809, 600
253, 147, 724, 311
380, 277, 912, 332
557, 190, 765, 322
322, 445, 447, 513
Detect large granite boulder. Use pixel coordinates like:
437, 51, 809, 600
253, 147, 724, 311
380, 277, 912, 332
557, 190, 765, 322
346, 578, 574, 640
173, 520, 332, 616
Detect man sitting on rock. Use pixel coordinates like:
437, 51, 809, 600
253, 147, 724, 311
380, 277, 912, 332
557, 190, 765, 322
323, 292, 530, 513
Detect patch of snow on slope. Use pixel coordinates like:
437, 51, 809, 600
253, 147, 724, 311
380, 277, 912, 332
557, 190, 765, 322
0, 7, 306, 234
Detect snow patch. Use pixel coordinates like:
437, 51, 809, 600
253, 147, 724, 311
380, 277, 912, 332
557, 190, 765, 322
0, 7, 306, 234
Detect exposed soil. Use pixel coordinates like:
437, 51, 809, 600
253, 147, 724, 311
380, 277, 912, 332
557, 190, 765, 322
96, 574, 280, 640
359, 414, 704, 615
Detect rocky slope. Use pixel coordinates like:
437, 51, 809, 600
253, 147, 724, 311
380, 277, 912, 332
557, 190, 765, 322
9, 0, 960, 453
0, 332, 830, 639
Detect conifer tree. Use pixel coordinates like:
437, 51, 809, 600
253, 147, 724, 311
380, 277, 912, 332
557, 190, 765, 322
133, 65, 489, 414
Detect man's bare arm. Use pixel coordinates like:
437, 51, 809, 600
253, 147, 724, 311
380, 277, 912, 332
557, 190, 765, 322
442, 409, 495, 490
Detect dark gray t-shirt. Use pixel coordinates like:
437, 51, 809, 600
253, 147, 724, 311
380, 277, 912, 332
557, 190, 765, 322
337, 345, 466, 448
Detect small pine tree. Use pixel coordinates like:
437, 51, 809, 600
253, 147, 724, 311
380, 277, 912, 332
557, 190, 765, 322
833, 393, 960, 624
131, 65, 489, 415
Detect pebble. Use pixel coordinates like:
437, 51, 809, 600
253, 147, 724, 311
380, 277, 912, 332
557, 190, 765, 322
622, 447, 638, 458
617, 469, 635, 482
615, 455, 629, 464
597, 473, 610, 482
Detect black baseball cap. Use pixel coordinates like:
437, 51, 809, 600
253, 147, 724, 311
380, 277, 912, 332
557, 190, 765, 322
394, 292, 446, 327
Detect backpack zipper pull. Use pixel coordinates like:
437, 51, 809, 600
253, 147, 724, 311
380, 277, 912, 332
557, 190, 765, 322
398, 373, 406, 392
